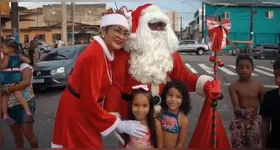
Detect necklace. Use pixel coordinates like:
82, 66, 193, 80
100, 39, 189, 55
103, 52, 112, 85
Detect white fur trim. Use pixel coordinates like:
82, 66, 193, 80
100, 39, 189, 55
142, 5, 161, 15
100, 14, 129, 30
51, 142, 63, 148
100, 116, 121, 137
196, 75, 214, 97
109, 112, 121, 118
129, 33, 137, 40
93, 36, 114, 62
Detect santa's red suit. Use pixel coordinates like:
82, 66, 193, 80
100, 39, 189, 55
104, 50, 212, 118
104, 4, 213, 119
51, 13, 147, 148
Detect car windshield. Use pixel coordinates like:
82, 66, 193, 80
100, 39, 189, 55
41, 47, 78, 61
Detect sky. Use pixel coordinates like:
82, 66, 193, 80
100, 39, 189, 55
18, 1, 202, 27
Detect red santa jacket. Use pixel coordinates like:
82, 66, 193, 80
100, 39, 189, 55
104, 50, 212, 116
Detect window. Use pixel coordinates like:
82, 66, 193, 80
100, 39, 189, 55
24, 35, 29, 43
196, 17, 199, 24
179, 40, 195, 45
41, 47, 77, 61
52, 34, 61, 41
222, 12, 230, 19
265, 11, 273, 19
35, 34, 46, 42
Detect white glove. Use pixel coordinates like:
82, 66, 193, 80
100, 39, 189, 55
116, 120, 147, 138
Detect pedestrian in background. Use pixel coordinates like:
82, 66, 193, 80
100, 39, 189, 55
29, 37, 38, 65
1, 62, 38, 148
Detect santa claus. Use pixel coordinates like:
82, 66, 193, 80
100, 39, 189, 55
104, 4, 220, 119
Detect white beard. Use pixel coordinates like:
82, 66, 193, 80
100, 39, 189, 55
124, 11, 179, 85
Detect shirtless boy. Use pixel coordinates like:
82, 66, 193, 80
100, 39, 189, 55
228, 54, 265, 148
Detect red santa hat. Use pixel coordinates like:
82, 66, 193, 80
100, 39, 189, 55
100, 13, 129, 30
125, 4, 161, 39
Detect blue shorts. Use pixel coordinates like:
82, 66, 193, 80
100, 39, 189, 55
7, 99, 36, 125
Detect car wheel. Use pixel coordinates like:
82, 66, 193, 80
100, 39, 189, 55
259, 53, 266, 60
196, 48, 204, 55
40, 48, 46, 53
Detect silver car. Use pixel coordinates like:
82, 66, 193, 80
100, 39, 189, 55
32, 44, 88, 90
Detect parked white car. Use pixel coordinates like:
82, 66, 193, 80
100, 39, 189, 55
178, 40, 210, 55
38, 41, 52, 53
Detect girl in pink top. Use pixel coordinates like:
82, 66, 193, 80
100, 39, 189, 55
123, 85, 163, 148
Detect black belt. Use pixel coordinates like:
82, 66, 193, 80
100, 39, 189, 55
67, 84, 103, 103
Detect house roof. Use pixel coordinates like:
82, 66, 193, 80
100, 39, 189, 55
49, 21, 99, 28
1, 15, 36, 22
206, 2, 280, 7
42, 3, 106, 8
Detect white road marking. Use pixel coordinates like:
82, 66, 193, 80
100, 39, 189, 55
224, 82, 278, 88
185, 63, 198, 74
218, 67, 237, 75
227, 65, 258, 76
256, 66, 273, 72
254, 68, 274, 77
198, 64, 213, 74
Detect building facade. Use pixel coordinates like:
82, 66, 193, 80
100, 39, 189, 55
205, 2, 280, 50
43, 4, 106, 26
2, 4, 106, 45
193, 8, 204, 41
187, 20, 195, 40
166, 10, 180, 32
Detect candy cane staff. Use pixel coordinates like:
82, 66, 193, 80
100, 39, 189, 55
188, 16, 231, 148
51, 12, 148, 148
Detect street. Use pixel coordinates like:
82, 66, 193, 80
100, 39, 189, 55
1, 54, 276, 148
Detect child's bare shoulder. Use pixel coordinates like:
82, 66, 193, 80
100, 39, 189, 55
154, 118, 161, 127
252, 79, 264, 88
228, 80, 239, 89
178, 112, 188, 126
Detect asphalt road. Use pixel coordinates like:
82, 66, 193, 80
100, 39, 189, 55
1, 54, 276, 148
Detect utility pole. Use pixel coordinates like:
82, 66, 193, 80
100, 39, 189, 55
11, 2, 19, 43
249, 5, 255, 48
71, 2, 75, 45
172, 12, 175, 31
114, 2, 118, 10
202, 2, 205, 43
0, 2, 2, 45
180, 17, 183, 40
61, 2, 68, 46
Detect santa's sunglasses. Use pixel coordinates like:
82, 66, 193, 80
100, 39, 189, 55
148, 22, 166, 30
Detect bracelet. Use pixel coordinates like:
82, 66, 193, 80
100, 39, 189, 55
5, 86, 10, 94
241, 109, 245, 116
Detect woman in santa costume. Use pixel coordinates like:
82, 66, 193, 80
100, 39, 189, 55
51, 12, 148, 148
104, 3, 220, 120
